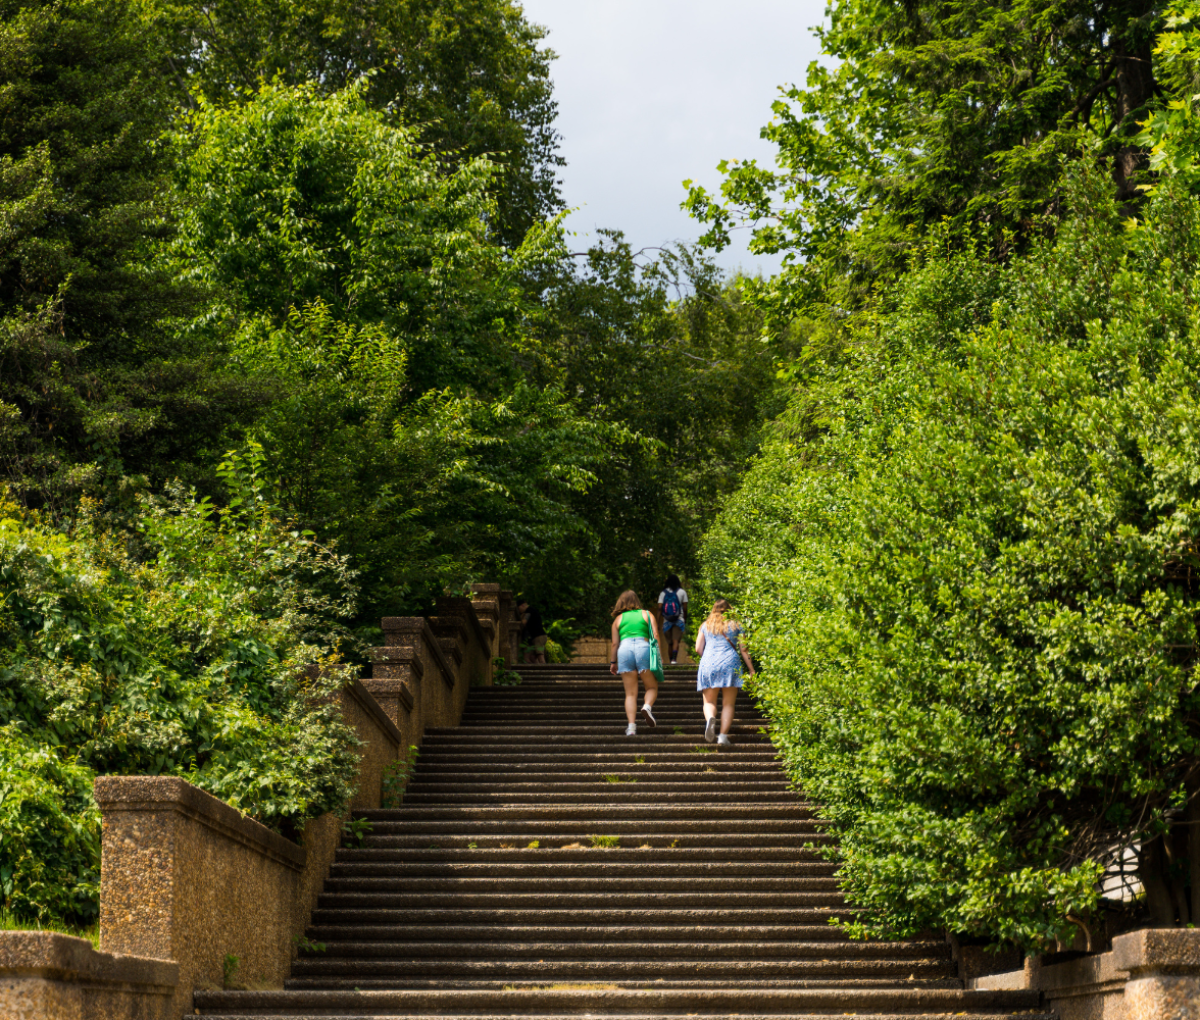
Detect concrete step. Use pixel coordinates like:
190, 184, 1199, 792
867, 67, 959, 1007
356, 805, 810, 821
328, 849, 835, 868
299, 941, 952, 961
340, 834, 828, 850
315, 892, 849, 909
396, 790, 799, 804
302, 925, 899, 943
194, 986, 1045, 1015
357, 817, 823, 833
283, 978, 967, 992
286, 958, 958, 980
412, 762, 786, 775
404, 777, 791, 790
411, 753, 776, 765
308, 907, 855, 927
201, 1011, 1050, 1020
321, 860, 841, 879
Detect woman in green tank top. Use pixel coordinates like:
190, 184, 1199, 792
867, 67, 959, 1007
608, 590, 663, 735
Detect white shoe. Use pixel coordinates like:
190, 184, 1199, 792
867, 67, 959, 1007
716, 734, 731, 746
704, 718, 717, 743
641, 704, 656, 728
625, 723, 637, 736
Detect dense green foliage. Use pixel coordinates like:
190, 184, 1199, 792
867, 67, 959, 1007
686, 0, 1162, 320
158, 0, 562, 247
0, 456, 362, 921
704, 167, 1200, 946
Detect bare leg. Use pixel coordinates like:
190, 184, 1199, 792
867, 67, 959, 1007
639, 671, 658, 709
702, 687, 719, 721
621, 672, 639, 724
720, 687, 738, 734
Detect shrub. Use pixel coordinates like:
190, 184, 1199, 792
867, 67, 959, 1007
0, 451, 364, 920
702, 166, 1200, 949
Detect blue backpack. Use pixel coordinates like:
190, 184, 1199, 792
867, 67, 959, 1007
662, 588, 682, 621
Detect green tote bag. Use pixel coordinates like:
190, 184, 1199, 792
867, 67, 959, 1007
643, 611, 666, 684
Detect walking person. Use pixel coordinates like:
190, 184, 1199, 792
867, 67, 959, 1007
657, 574, 688, 665
608, 590, 663, 736
695, 599, 756, 746
517, 600, 548, 663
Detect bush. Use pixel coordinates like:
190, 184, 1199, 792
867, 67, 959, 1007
0, 727, 99, 925
0, 450, 364, 920
702, 166, 1200, 949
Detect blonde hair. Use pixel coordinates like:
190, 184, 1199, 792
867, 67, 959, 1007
611, 589, 644, 617
703, 598, 739, 637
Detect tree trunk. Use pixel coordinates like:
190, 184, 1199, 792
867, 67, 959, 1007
1139, 836, 1177, 925
1106, 0, 1159, 211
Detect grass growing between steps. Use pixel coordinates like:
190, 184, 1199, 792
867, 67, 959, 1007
588, 834, 620, 848
0, 909, 99, 948
602, 774, 636, 783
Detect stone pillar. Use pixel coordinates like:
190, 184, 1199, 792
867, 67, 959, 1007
1114, 929, 1200, 1020
470, 584, 502, 664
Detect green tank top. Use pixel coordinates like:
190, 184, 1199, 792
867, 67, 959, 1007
617, 610, 651, 641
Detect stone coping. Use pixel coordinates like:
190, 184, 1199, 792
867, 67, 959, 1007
380, 617, 455, 689
343, 677, 403, 746
0, 931, 177, 989
359, 677, 416, 712
436, 596, 490, 655
1114, 928, 1200, 975
93, 776, 305, 872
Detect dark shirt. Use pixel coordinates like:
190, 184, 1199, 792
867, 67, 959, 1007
522, 606, 547, 641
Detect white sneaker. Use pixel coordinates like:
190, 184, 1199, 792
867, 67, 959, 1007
717, 734, 731, 746
704, 718, 717, 743
641, 704, 656, 728
625, 723, 637, 736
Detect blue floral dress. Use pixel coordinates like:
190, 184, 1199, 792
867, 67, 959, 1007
696, 624, 746, 690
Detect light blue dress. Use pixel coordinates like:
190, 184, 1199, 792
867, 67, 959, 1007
696, 624, 746, 690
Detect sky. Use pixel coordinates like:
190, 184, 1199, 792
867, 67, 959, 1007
518, 0, 829, 279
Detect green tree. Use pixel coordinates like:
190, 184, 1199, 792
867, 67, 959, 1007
169, 81, 622, 622
687, 0, 1163, 319
702, 164, 1200, 948
158, 0, 562, 246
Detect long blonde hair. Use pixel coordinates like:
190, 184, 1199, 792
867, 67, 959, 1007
703, 598, 739, 637
611, 589, 644, 617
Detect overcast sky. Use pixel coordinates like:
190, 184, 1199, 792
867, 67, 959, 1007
519, 0, 829, 279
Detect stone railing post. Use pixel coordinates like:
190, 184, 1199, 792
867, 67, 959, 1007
1114, 928, 1200, 1020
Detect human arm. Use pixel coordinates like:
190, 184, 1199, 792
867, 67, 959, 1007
695, 627, 706, 658
737, 636, 756, 676
609, 617, 621, 676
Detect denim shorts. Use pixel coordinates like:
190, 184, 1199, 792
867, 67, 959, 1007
616, 637, 651, 674
661, 617, 687, 634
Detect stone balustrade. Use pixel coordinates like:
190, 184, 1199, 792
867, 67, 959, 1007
0, 590, 517, 1020
971, 928, 1200, 1020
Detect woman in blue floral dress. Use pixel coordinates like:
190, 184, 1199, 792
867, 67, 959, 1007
695, 599, 757, 745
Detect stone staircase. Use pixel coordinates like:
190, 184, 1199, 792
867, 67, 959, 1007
195, 663, 1049, 1018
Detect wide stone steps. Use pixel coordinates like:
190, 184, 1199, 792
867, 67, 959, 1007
313, 892, 851, 909
302, 925, 884, 942
196, 664, 1052, 1020
308, 908, 854, 925
195, 987, 1048, 1016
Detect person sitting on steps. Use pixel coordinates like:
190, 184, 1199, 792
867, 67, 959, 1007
695, 598, 756, 746
608, 590, 662, 736
657, 574, 688, 665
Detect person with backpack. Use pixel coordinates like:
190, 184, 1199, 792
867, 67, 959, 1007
694, 599, 756, 746
608, 590, 664, 736
657, 574, 688, 665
